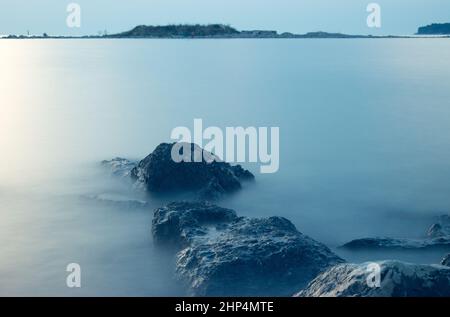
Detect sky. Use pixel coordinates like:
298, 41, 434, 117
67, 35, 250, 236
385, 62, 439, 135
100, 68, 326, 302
0, 0, 449, 36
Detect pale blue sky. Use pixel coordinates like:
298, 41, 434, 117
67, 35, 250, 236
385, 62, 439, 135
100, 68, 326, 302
0, 0, 449, 36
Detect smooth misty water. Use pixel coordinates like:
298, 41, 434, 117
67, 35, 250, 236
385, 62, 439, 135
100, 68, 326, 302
1, 39, 450, 296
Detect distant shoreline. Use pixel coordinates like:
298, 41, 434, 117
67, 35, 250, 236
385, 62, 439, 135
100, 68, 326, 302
2, 23, 450, 40
2, 35, 449, 40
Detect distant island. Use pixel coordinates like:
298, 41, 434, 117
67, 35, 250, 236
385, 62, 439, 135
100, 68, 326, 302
417, 23, 450, 35
2, 23, 450, 39
107, 24, 372, 39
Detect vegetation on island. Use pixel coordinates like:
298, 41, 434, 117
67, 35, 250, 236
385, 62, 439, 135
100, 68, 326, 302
417, 23, 450, 35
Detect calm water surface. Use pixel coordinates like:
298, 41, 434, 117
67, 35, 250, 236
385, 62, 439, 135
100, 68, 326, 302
1, 39, 450, 295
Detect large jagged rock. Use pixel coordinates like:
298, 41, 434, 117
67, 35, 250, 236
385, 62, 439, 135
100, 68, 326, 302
342, 214, 450, 251
152, 202, 344, 296
295, 261, 450, 297
131, 143, 254, 200
442, 254, 450, 267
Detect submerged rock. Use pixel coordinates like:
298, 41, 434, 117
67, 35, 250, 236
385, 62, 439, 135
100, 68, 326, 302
442, 254, 450, 267
82, 193, 149, 209
130, 143, 254, 200
427, 215, 450, 238
341, 237, 450, 250
101, 157, 137, 177
152, 201, 344, 296
295, 261, 450, 297
342, 214, 450, 251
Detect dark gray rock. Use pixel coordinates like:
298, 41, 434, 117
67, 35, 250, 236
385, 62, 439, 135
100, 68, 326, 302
442, 254, 450, 267
342, 214, 450, 251
295, 261, 450, 297
152, 201, 238, 247
427, 215, 450, 238
341, 237, 450, 250
152, 202, 344, 296
131, 143, 254, 200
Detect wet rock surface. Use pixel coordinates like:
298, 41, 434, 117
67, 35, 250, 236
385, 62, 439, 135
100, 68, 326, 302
152, 201, 344, 296
295, 260, 450, 297
441, 254, 450, 267
152, 201, 238, 247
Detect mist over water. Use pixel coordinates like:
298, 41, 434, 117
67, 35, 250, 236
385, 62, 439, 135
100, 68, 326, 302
1, 39, 450, 295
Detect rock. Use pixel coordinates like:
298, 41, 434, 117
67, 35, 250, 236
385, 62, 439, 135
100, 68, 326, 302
442, 254, 450, 267
342, 214, 450, 251
152, 201, 238, 247
152, 202, 344, 296
295, 261, 450, 297
101, 157, 137, 177
427, 215, 450, 238
82, 193, 149, 209
428, 224, 444, 238
341, 237, 450, 250
131, 143, 254, 200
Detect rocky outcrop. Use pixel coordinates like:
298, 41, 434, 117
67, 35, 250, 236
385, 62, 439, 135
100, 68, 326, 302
442, 254, 450, 267
342, 214, 450, 251
152, 202, 344, 296
130, 143, 254, 200
295, 261, 450, 297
